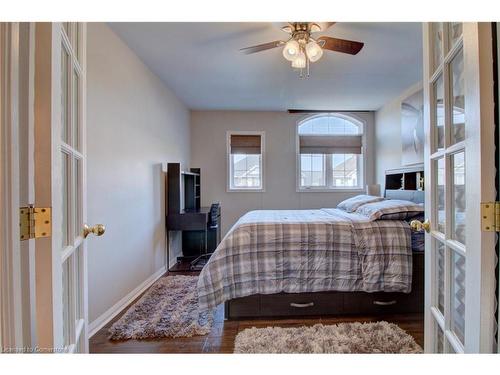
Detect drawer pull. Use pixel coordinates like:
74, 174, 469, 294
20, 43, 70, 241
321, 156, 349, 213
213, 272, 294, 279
373, 300, 397, 306
290, 302, 314, 308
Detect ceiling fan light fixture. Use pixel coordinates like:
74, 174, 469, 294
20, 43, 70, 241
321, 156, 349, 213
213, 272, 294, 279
239, 22, 363, 78
310, 23, 321, 33
291, 50, 306, 69
305, 40, 323, 62
282, 40, 300, 61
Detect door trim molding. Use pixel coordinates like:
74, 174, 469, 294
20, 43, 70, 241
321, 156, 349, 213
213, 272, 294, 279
0, 22, 22, 352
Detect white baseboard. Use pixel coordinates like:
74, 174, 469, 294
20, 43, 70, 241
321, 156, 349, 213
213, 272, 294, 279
88, 267, 166, 338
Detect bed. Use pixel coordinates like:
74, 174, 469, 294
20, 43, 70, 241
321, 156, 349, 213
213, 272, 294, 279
197, 190, 425, 319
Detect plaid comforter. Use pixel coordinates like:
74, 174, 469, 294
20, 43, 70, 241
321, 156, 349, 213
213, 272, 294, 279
197, 209, 412, 311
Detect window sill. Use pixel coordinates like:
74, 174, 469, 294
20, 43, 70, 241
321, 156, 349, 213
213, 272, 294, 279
296, 187, 365, 193
227, 188, 266, 193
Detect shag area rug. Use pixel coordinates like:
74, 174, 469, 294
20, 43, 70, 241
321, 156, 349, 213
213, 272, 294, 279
234, 321, 422, 354
108, 275, 212, 340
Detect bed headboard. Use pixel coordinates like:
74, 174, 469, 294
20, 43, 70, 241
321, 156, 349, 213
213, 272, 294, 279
384, 165, 425, 204
385, 189, 424, 204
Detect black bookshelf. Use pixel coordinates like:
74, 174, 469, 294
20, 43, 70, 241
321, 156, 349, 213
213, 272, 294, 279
384, 164, 425, 203
385, 164, 425, 191
166, 163, 220, 270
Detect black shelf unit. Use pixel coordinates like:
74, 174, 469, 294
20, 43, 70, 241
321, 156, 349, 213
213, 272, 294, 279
166, 163, 221, 270
385, 164, 425, 191
384, 164, 425, 203
182, 168, 201, 211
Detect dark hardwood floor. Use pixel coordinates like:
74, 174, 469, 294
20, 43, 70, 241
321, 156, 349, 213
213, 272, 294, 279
89, 268, 424, 353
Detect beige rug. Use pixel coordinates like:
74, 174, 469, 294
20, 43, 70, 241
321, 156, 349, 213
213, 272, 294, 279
108, 275, 212, 340
234, 321, 422, 353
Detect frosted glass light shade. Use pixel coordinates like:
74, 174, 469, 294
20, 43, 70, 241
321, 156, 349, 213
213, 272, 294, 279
282, 40, 300, 61
305, 40, 323, 62
291, 50, 306, 68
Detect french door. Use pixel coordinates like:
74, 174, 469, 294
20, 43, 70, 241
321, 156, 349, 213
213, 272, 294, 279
2, 22, 102, 353
423, 23, 497, 353
31, 22, 98, 353
58, 22, 88, 353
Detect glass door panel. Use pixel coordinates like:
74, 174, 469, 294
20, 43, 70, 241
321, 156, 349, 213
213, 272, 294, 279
433, 74, 445, 152
74, 247, 83, 321
60, 22, 86, 353
75, 24, 81, 64
435, 157, 445, 234
72, 68, 80, 151
432, 23, 444, 73
451, 251, 466, 344
61, 45, 70, 145
426, 22, 468, 354
435, 240, 445, 315
62, 257, 73, 347
436, 325, 445, 353
448, 23, 462, 50
61, 151, 70, 248
451, 152, 466, 244
450, 50, 465, 144
73, 158, 82, 241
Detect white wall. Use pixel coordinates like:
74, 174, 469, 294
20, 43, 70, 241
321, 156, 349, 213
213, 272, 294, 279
191, 111, 375, 235
374, 82, 422, 191
86, 23, 190, 326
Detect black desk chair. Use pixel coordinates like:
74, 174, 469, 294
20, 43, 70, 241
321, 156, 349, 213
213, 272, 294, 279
190, 202, 220, 270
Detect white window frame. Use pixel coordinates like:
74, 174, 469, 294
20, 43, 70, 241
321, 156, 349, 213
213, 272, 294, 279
226, 130, 265, 192
296, 113, 366, 192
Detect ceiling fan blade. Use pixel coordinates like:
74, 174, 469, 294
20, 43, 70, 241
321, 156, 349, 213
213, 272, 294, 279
321, 22, 336, 30
317, 36, 364, 55
240, 40, 285, 54
281, 22, 294, 33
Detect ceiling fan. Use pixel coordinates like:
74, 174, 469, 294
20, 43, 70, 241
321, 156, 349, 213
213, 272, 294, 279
240, 22, 364, 77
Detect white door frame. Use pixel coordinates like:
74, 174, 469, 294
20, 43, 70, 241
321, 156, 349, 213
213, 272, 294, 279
18, 22, 38, 349
0, 22, 23, 352
461, 22, 497, 354
422, 22, 497, 353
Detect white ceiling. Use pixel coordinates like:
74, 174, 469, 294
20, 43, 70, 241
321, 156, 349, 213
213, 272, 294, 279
109, 22, 422, 111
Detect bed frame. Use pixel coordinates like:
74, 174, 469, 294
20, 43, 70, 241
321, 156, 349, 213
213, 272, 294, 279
224, 173, 425, 320
224, 253, 423, 319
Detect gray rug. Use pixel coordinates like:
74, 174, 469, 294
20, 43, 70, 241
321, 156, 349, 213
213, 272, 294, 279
234, 322, 423, 353
108, 275, 212, 340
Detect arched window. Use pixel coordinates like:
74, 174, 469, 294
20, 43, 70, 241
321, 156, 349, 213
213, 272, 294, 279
297, 114, 364, 190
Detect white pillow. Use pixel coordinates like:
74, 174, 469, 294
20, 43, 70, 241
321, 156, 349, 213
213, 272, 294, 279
355, 199, 424, 221
337, 195, 385, 213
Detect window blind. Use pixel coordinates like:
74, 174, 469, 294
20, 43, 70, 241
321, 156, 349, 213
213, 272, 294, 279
299, 135, 362, 154
230, 134, 262, 154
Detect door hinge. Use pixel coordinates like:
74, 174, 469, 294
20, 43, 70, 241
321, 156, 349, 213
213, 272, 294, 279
19, 206, 52, 240
481, 202, 500, 232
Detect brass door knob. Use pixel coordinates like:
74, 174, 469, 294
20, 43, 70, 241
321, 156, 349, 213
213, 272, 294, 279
409, 219, 431, 233
83, 223, 105, 238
